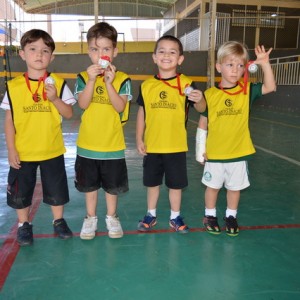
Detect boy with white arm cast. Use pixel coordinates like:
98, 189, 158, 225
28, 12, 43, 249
196, 41, 276, 236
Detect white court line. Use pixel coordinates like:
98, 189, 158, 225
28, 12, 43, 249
254, 145, 300, 167
189, 120, 300, 167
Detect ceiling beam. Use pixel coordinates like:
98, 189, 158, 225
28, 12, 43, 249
13, 0, 300, 15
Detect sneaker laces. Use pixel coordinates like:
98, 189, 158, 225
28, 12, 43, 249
106, 216, 122, 232
19, 223, 32, 236
226, 216, 238, 229
173, 216, 185, 226
171, 216, 187, 230
84, 217, 96, 229
204, 216, 219, 227
142, 214, 155, 224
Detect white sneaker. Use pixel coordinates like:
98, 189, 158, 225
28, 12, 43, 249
80, 216, 98, 240
105, 215, 123, 238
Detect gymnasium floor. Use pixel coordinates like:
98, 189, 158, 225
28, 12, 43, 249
0, 102, 299, 300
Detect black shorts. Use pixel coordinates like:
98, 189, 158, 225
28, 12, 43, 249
143, 152, 188, 189
74, 155, 129, 195
7, 155, 70, 209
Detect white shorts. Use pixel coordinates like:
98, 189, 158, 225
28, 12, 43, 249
201, 161, 250, 191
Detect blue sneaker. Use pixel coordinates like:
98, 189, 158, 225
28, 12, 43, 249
169, 216, 189, 233
138, 213, 157, 231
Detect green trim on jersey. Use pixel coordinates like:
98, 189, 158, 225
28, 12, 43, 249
75, 70, 132, 159
75, 72, 132, 125
77, 146, 125, 159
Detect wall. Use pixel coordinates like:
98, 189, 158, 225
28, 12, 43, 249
0, 51, 299, 112
54, 41, 156, 54
0, 52, 209, 99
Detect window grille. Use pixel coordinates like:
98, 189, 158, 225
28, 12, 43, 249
232, 10, 285, 29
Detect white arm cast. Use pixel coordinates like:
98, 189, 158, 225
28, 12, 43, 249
195, 128, 207, 163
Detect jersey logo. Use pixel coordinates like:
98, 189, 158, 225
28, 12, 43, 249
96, 86, 105, 95
159, 91, 168, 99
33, 93, 42, 102
225, 99, 233, 107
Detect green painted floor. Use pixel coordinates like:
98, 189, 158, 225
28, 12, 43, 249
0, 103, 300, 300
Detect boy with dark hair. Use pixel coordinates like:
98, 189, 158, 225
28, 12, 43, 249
136, 35, 206, 233
1, 29, 75, 246
74, 22, 132, 240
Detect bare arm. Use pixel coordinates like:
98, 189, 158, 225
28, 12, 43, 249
136, 106, 146, 155
254, 45, 276, 95
45, 84, 73, 119
197, 114, 208, 130
188, 89, 206, 112
104, 64, 127, 112
77, 64, 103, 110
4, 110, 21, 169
78, 63, 127, 113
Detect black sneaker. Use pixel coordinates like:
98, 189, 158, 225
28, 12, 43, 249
203, 216, 221, 234
224, 216, 239, 236
17, 222, 33, 246
53, 218, 73, 239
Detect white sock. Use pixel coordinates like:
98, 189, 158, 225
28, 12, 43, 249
148, 209, 156, 217
18, 222, 31, 227
170, 210, 180, 220
205, 208, 216, 217
226, 208, 237, 218
106, 215, 116, 219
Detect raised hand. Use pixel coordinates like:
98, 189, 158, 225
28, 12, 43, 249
254, 45, 272, 65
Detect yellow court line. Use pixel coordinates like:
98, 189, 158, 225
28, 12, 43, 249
0, 72, 215, 83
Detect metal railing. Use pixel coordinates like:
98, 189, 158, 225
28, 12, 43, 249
252, 55, 300, 85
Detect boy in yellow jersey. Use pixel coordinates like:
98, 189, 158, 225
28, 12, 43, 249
136, 35, 206, 233
1, 29, 75, 246
196, 41, 276, 236
74, 22, 132, 239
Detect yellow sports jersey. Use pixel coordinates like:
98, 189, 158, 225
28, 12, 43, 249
6, 73, 66, 161
205, 85, 256, 160
139, 74, 192, 153
76, 71, 131, 152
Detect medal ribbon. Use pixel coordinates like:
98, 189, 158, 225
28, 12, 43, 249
219, 60, 255, 96
219, 81, 245, 96
157, 73, 185, 96
25, 72, 48, 102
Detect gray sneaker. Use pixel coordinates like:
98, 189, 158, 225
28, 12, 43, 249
105, 215, 123, 238
80, 216, 98, 240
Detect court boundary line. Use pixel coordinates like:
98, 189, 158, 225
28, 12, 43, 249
188, 119, 300, 167
0, 183, 42, 290
254, 145, 300, 166
1, 223, 300, 240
